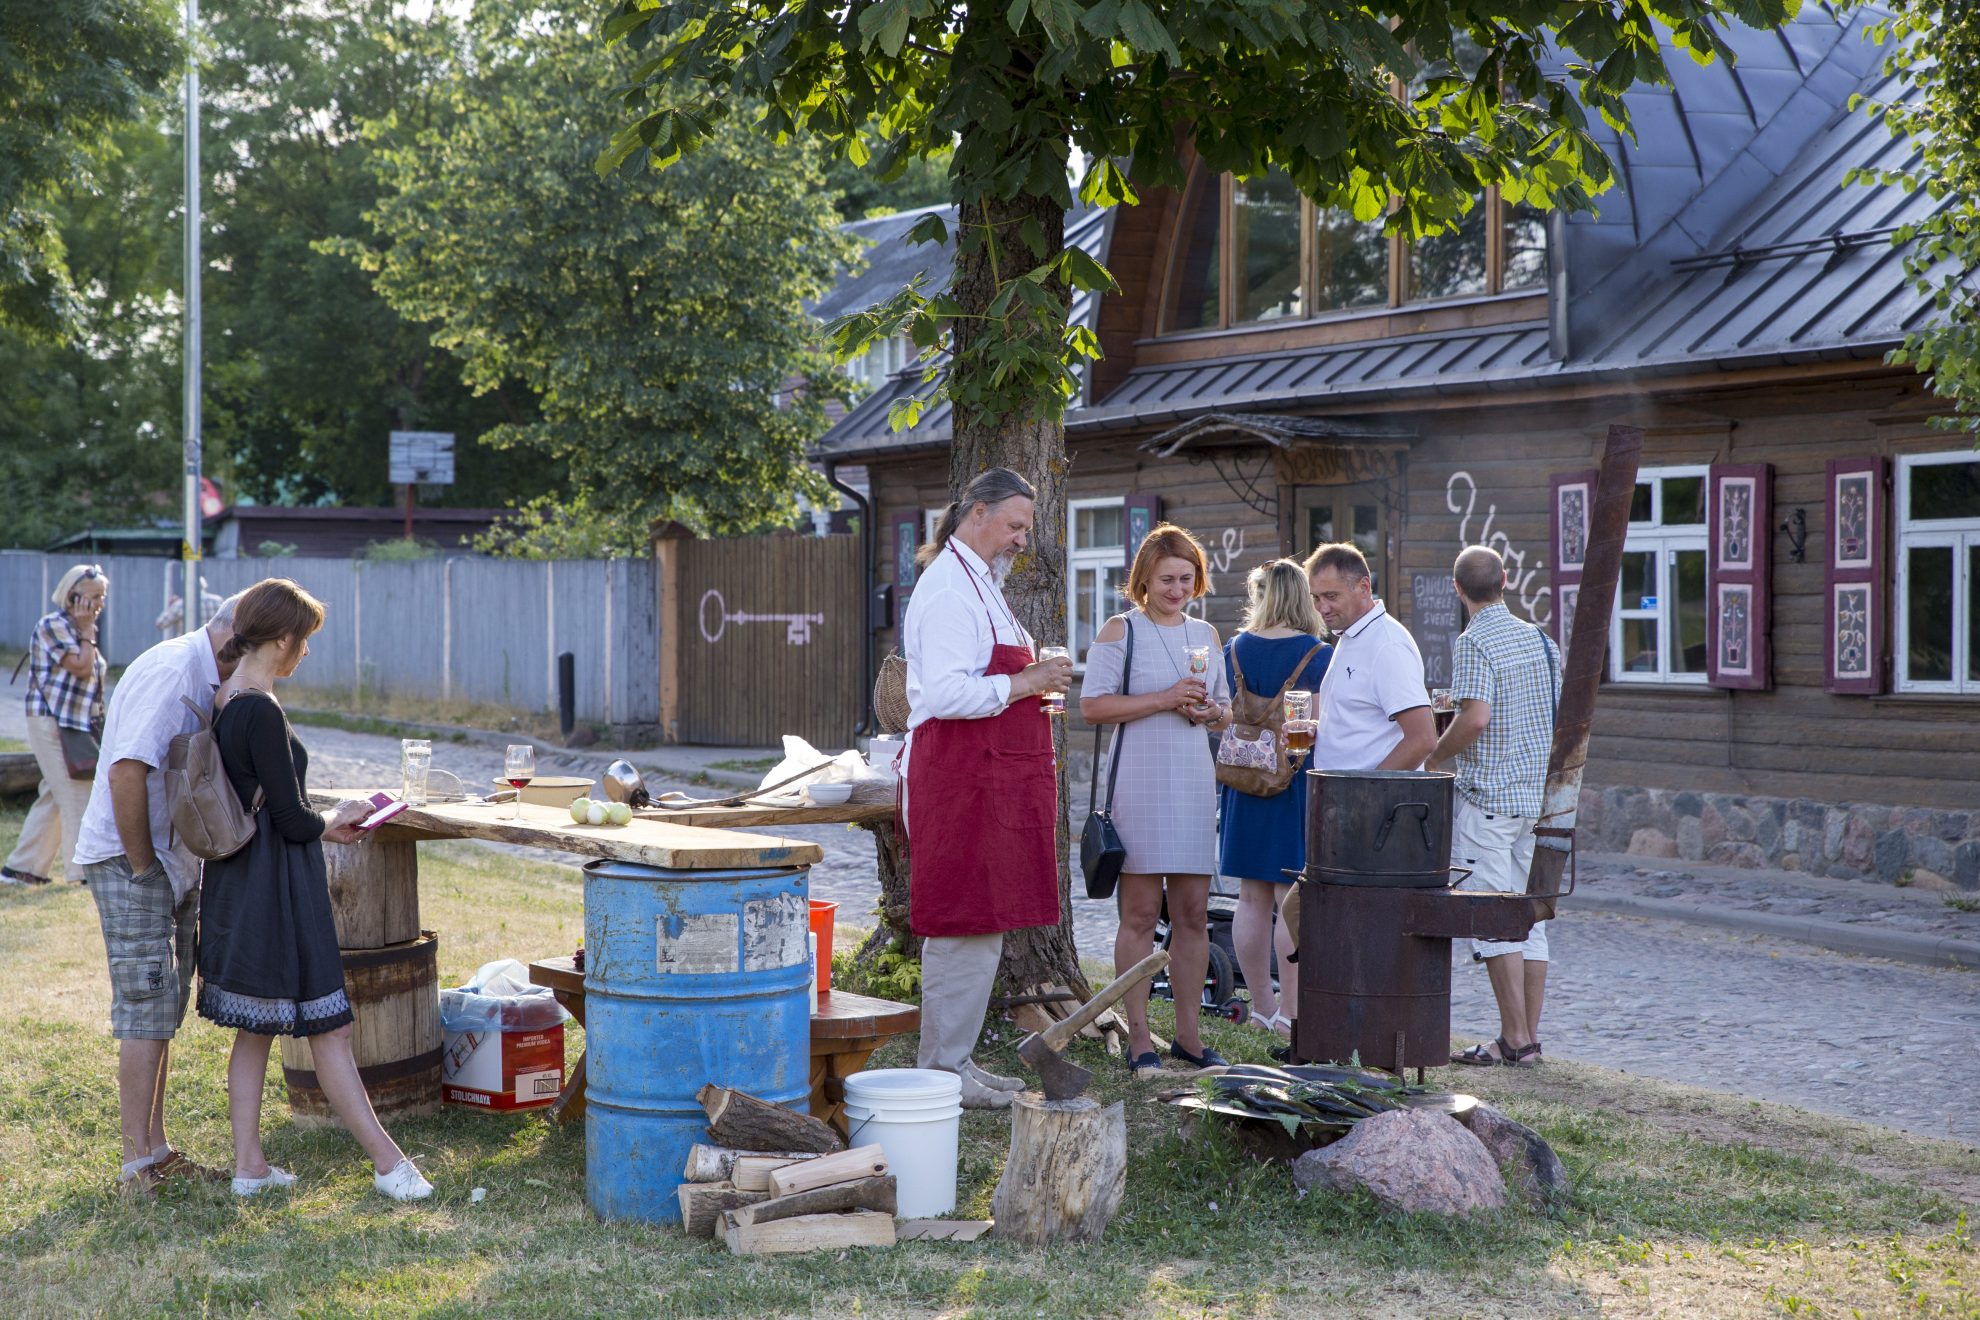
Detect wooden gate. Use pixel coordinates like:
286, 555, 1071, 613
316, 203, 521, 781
663, 532, 863, 748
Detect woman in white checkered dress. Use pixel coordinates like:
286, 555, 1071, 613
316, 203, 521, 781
1080, 525, 1232, 1075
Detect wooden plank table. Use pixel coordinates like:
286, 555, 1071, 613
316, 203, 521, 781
528, 956, 919, 1135
632, 798, 893, 830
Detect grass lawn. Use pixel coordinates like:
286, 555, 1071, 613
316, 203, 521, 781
0, 736, 26, 754
1, 801, 1974, 1318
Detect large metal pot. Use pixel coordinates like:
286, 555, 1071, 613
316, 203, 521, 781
1305, 769, 1455, 888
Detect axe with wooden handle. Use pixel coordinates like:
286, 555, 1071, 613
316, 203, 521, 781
1015, 949, 1169, 1102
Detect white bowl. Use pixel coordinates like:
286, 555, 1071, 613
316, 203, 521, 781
804, 782, 854, 805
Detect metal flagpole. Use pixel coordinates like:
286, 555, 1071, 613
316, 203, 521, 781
180, 0, 203, 635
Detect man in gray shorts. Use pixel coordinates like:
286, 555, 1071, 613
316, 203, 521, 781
71, 594, 242, 1196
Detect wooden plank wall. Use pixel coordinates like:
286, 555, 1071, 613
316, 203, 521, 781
1396, 377, 1980, 812
676, 534, 863, 749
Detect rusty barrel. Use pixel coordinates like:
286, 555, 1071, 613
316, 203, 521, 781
280, 931, 444, 1125
1305, 769, 1454, 887
1296, 769, 1458, 1072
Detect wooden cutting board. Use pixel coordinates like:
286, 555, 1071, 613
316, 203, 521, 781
310, 789, 822, 870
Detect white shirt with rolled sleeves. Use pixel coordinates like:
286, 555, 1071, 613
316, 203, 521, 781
898, 537, 1033, 806
1314, 600, 1430, 771
72, 628, 222, 902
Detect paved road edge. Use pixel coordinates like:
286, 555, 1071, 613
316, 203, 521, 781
1573, 890, 1980, 971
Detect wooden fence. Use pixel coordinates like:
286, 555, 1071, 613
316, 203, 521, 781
660, 531, 864, 749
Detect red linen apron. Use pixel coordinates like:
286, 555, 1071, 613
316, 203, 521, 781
904, 547, 1061, 937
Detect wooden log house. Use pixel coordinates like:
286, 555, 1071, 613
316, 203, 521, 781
808, 8, 1980, 888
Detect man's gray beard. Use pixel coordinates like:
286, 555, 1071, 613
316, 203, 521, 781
990, 551, 1018, 583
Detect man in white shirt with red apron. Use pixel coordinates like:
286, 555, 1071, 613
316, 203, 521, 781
901, 468, 1072, 1110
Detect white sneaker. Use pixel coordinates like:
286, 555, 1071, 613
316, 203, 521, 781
232, 1166, 297, 1197
373, 1158, 433, 1202
961, 1059, 1025, 1093
957, 1072, 1015, 1111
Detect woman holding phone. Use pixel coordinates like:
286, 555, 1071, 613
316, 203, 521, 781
3, 563, 109, 886
196, 578, 432, 1201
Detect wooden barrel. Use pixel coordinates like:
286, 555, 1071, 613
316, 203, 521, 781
280, 931, 443, 1127
324, 838, 420, 949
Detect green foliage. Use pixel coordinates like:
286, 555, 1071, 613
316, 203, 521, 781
824, 144, 955, 219
200, 0, 561, 509
1854, 3, 1980, 435
347, 1, 855, 538
254, 540, 299, 558
0, 0, 179, 340
833, 943, 923, 1003
603, 0, 1798, 433
359, 537, 435, 562
468, 493, 649, 560
0, 123, 184, 548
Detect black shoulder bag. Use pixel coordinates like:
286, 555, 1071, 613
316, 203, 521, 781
1079, 614, 1135, 900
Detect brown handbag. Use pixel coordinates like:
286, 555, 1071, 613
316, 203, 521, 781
1214, 639, 1326, 798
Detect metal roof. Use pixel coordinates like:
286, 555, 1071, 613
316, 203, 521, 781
813, 5, 1939, 460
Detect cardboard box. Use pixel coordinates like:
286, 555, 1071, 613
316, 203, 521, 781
442, 1023, 565, 1110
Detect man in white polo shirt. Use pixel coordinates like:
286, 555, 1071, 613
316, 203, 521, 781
1305, 543, 1436, 772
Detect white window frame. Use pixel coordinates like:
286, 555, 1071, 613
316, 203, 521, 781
1068, 497, 1126, 669
1895, 451, 1980, 694
1609, 465, 1710, 685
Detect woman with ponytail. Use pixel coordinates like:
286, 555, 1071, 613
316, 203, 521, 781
197, 578, 433, 1201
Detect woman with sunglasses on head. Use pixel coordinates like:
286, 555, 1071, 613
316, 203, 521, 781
3, 564, 108, 886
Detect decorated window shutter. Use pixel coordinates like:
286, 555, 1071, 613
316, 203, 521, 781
1548, 469, 1598, 651
1706, 464, 1772, 690
890, 511, 923, 604
1123, 494, 1163, 568
1824, 456, 1888, 694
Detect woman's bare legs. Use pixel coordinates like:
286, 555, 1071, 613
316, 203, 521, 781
1232, 878, 1286, 1032
1114, 874, 1165, 1058
308, 1024, 409, 1174
1164, 875, 1211, 1056
1275, 887, 1300, 1027
227, 1031, 276, 1178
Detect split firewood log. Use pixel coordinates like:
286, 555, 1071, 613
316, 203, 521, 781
696, 1084, 844, 1154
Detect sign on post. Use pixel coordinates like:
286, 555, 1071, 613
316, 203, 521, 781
389, 431, 456, 486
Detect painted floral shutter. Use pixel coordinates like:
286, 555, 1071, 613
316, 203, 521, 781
1548, 469, 1598, 650
1706, 464, 1772, 690
1123, 494, 1163, 572
1824, 456, 1888, 694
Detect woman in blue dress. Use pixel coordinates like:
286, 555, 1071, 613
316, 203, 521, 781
1217, 559, 1331, 1041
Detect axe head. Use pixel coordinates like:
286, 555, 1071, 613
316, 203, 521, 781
1017, 1031, 1092, 1102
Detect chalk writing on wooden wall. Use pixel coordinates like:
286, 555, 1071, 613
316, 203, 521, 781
698, 589, 826, 645
1409, 572, 1465, 688
1445, 472, 1552, 623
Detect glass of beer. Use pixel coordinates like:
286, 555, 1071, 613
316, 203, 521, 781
1038, 646, 1070, 716
1283, 691, 1316, 762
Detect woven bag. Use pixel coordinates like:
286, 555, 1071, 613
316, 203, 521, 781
873, 651, 911, 734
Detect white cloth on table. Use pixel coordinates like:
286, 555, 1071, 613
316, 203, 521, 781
1313, 600, 1428, 771
72, 628, 221, 902
1081, 610, 1226, 877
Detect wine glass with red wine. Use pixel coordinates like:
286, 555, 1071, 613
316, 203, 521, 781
504, 744, 534, 820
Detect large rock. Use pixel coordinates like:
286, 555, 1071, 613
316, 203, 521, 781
1291, 1110, 1507, 1216
1453, 1103, 1571, 1207
1627, 827, 1677, 859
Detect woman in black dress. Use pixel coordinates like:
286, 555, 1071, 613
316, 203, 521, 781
197, 578, 433, 1201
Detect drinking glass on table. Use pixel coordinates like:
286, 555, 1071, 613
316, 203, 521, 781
503, 744, 534, 820
1283, 691, 1316, 763
401, 739, 432, 807
1037, 646, 1071, 715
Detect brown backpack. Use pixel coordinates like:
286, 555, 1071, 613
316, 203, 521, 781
1214, 640, 1326, 798
166, 693, 264, 861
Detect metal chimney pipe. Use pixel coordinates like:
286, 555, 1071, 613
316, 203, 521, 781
1526, 423, 1642, 919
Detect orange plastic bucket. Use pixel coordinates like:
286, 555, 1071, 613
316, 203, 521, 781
809, 900, 838, 994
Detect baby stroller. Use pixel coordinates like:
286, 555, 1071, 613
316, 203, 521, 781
1148, 873, 1261, 1025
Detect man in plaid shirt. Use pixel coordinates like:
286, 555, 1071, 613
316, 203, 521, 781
1426, 546, 1561, 1067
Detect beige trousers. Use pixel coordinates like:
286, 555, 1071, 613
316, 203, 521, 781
6, 714, 95, 879
916, 933, 1004, 1073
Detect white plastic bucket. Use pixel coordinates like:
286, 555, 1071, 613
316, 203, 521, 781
841, 1068, 963, 1218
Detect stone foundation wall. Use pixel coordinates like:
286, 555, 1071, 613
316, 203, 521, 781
1577, 785, 1980, 890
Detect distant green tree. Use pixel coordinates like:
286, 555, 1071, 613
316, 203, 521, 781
1854, 3, 1980, 434
200, 0, 561, 509
343, 2, 855, 546
0, 0, 179, 340
825, 148, 955, 220
0, 124, 183, 548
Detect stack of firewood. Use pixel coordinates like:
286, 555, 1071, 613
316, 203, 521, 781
677, 1084, 991, 1252
1001, 988, 1148, 1055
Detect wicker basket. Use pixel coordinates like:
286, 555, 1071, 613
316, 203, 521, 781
874, 651, 911, 734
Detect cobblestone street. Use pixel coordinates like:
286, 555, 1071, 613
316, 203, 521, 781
15, 702, 1976, 1147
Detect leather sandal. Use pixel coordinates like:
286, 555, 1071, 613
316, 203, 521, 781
1127, 1051, 1164, 1078
1168, 1042, 1228, 1069
1453, 1037, 1525, 1067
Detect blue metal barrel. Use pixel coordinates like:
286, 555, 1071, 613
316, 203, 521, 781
583, 858, 811, 1224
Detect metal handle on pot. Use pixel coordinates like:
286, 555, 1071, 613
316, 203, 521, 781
1372, 802, 1433, 852
1444, 865, 1473, 890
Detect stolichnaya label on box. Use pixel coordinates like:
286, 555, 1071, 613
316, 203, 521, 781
441, 1024, 565, 1111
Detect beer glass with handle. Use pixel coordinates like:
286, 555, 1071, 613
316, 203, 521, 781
1283, 690, 1316, 764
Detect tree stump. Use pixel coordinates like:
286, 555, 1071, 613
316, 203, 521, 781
324, 837, 420, 950
990, 1093, 1127, 1245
